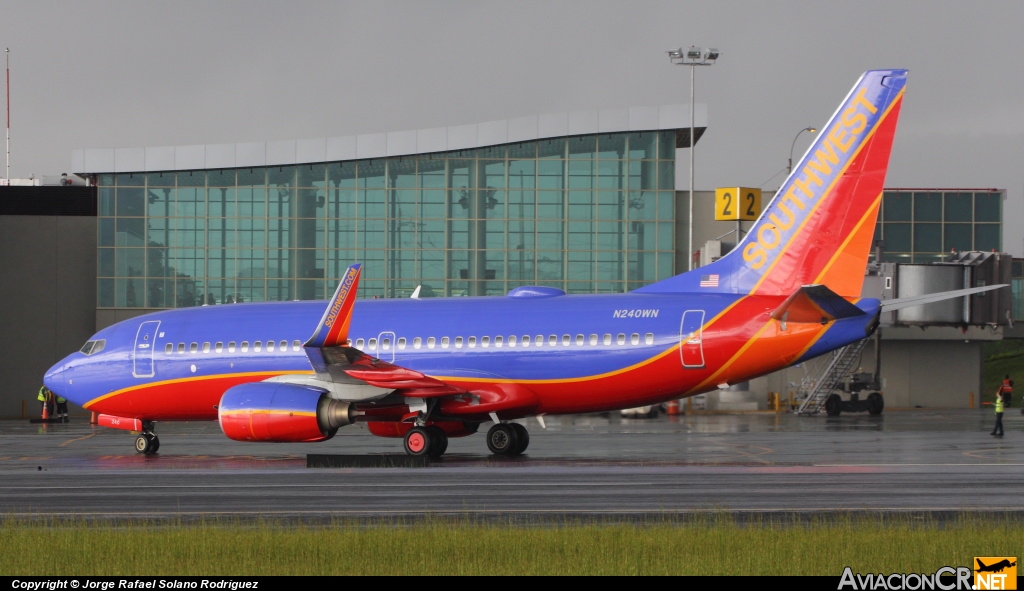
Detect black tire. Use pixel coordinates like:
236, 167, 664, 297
486, 423, 519, 456
825, 394, 842, 417
510, 423, 530, 455
866, 392, 884, 416
404, 427, 431, 457
425, 425, 448, 458
148, 435, 160, 454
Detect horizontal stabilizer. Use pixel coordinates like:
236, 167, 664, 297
880, 284, 1008, 312
771, 285, 866, 324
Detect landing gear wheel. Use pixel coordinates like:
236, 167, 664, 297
404, 427, 431, 457
486, 423, 520, 456
425, 426, 448, 458
866, 392, 884, 416
510, 423, 530, 455
134, 433, 158, 455
825, 394, 842, 417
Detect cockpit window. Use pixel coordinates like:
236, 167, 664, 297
79, 340, 106, 356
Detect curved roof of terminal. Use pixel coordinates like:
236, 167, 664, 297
72, 103, 704, 174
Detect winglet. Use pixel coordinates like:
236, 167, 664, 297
305, 263, 361, 349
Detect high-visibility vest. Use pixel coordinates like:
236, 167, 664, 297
37, 387, 48, 402
996, 396, 1005, 413
1001, 379, 1013, 394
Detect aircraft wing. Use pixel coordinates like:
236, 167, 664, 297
299, 264, 468, 399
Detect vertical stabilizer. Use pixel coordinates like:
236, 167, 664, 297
637, 69, 907, 297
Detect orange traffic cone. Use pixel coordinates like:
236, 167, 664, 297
41, 403, 50, 420
666, 399, 681, 416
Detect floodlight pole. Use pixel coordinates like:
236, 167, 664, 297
5, 48, 9, 182
667, 46, 719, 270
788, 126, 817, 174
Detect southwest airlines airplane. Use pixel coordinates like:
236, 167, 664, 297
43, 69, 1001, 457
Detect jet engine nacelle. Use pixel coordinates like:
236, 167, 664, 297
218, 382, 354, 443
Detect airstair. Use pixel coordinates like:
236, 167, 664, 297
794, 339, 870, 415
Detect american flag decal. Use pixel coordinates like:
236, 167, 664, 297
699, 274, 719, 288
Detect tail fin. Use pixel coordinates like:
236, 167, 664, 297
637, 69, 907, 297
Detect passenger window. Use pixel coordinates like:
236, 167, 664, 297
481, 336, 490, 348
381, 338, 391, 351
454, 337, 463, 348
575, 334, 584, 346
165, 343, 173, 354
190, 342, 198, 353
441, 336, 449, 349
645, 333, 654, 345
495, 336, 503, 348
631, 333, 640, 345
603, 334, 612, 345
254, 341, 262, 352
228, 342, 236, 353
241, 341, 249, 352
368, 338, 377, 350
561, 334, 570, 346
280, 340, 288, 351
427, 337, 436, 349
548, 335, 557, 346
617, 333, 626, 345
508, 335, 517, 347
215, 342, 223, 353
536, 335, 545, 347
468, 336, 477, 348
202, 342, 211, 353
267, 341, 275, 352
412, 337, 421, 350
177, 343, 185, 354
356, 338, 365, 349
292, 340, 301, 351
522, 336, 531, 347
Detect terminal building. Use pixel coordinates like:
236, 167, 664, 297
1, 103, 1020, 418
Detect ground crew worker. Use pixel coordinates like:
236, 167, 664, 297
37, 386, 54, 418
999, 372, 1015, 409
55, 392, 69, 422
991, 388, 1005, 437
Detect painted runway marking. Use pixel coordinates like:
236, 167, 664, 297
59, 433, 97, 447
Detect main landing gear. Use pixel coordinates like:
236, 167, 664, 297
486, 423, 529, 457
400, 421, 531, 458
403, 425, 448, 458
134, 423, 160, 455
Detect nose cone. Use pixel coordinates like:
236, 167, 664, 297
44, 361, 68, 398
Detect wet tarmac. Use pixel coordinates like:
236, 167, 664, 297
2, 408, 1023, 523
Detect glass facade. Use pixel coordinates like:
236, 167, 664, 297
875, 190, 1003, 264
97, 131, 678, 308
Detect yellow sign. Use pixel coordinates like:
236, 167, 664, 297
714, 187, 761, 221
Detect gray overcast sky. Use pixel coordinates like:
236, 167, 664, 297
2, 0, 1022, 254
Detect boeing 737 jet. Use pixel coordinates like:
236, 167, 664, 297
43, 69, 1003, 457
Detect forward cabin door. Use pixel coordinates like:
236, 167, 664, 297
133, 320, 161, 378
679, 310, 705, 369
